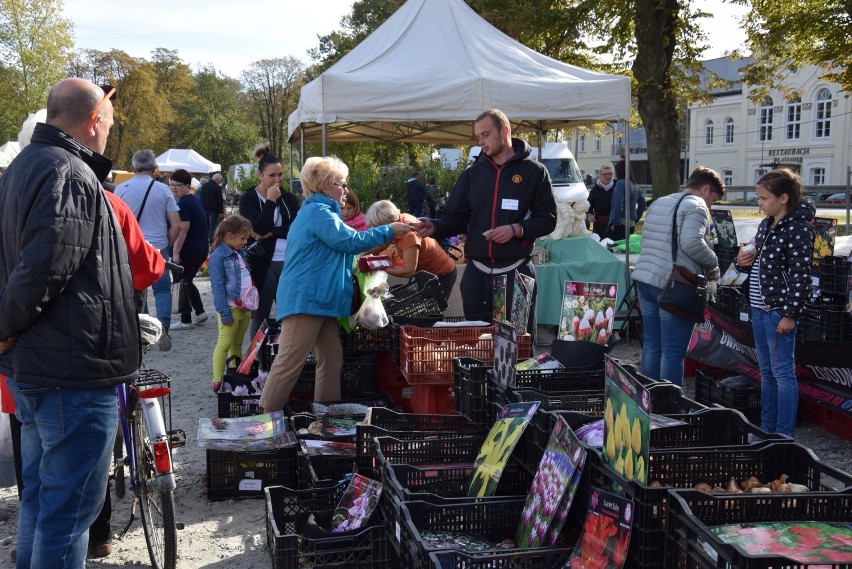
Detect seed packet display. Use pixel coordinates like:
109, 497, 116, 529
492, 320, 518, 389
812, 217, 837, 269
710, 209, 738, 249
468, 401, 540, 497
511, 270, 534, 335
707, 521, 852, 564
565, 487, 633, 569
558, 281, 617, 345
197, 411, 297, 451
238, 322, 268, 375
299, 439, 357, 457
330, 474, 383, 533
516, 415, 587, 547
516, 352, 565, 371
493, 274, 507, 322
602, 356, 650, 485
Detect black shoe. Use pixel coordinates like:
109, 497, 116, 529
87, 541, 112, 559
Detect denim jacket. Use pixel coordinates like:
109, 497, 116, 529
208, 242, 244, 324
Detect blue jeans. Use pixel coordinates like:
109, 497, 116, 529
637, 281, 697, 386
751, 308, 798, 437
152, 247, 172, 329
10, 379, 118, 569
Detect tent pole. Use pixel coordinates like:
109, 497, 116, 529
322, 124, 327, 156
623, 121, 632, 296
289, 143, 294, 192
300, 126, 305, 168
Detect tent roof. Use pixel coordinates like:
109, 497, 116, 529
288, 0, 631, 144
0, 141, 21, 168
155, 149, 221, 173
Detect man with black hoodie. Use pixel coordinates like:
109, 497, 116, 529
414, 109, 557, 330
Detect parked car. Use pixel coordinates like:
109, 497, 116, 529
824, 193, 847, 204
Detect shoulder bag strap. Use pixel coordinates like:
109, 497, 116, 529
134, 179, 156, 221
670, 193, 690, 263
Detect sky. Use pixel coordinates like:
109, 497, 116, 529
63, 0, 749, 79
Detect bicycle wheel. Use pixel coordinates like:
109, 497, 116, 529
132, 404, 177, 569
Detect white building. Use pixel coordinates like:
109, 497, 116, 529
566, 57, 850, 193
688, 57, 851, 190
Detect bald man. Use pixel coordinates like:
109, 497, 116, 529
0, 78, 140, 568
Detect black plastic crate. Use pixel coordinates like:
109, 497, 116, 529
453, 357, 492, 426
258, 319, 282, 372
290, 353, 378, 398
355, 408, 483, 472
580, 442, 852, 569
265, 483, 390, 569
819, 255, 850, 295
396, 499, 569, 569
206, 447, 297, 501
339, 325, 391, 352
694, 369, 761, 423
799, 297, 852, 343
383, 271, 448, 318
665, 489, 852, 569
217, 392, 262, 418
427, 548, 572, 569
284, 393, 398, 416
296, 451, 357, 488
372, 435, 497, 485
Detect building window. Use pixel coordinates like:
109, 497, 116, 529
815, 88, 832, 138
786, 96, 801, 140
704, 120, 714, 145
724, 118, 734, 144
594, 136, 602, 152
758, 98, 773, 142
723, 169, 733, 187
578, 134, 586, 153
811, 167, 825, 186
754, 168, 767, 184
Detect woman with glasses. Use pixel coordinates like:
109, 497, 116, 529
259, 156, 410, 412
168, 169, 209, 330
586, 163, 615, 239
238, 143, 300, 339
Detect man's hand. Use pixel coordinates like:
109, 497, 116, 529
0, 336, 18, 355
412, 217, 435, 238
488, 225, 515, 244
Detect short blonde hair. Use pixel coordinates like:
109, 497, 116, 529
365, 200, 400, 228
299, 156, 349, 199
599, 163, 614, 174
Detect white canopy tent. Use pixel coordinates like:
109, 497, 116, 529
155, 149, 220, 173
0, 141, 20, 168
287, 0, 631, 146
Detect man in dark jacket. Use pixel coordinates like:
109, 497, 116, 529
415, 109, 557, 332
0, 78, 138, 568
406, 170, 436, 217
199, 173, 225, 245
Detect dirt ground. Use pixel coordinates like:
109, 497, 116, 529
0, 277, 849, 568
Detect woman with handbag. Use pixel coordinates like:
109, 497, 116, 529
258, 156, 410, 412
736, 169, 814, 437
631, 167, 725, 385
238, 143, 300, 339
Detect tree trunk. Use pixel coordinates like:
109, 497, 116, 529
632, 0, 683, 198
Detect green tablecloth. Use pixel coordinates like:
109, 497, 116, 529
534, 237, 630, 325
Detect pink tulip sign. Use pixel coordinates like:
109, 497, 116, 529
558, 281, 617, 345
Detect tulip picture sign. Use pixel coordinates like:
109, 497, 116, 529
602, 357, 650, 485
558, 281, 617, 345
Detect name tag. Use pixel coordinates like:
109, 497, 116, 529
502, 199, 519, 211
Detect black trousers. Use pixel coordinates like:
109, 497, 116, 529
459, 260, 537, 342
176, 250, 207, 323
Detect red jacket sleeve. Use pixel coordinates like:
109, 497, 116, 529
106, 192, 165, 290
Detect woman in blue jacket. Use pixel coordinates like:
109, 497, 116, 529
259, 156, 410, 411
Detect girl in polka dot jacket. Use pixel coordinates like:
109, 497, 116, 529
736, 168, 815, 438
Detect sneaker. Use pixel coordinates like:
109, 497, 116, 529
193, 312, 208, 325
159, 331, 172, 352
87, 542, 112, 559
170, 321, 194, 331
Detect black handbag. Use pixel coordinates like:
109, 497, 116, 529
657, 195, 708, 323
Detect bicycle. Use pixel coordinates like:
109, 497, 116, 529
111, 263, 186, 569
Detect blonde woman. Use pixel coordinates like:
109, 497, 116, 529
259, 157, 410, 411
366, 199, 457, 303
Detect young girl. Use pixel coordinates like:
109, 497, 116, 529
207, 214, 255, 392
736, 168, 815, 437
341, 191, 367, 231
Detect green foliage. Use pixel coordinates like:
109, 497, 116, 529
0, 0, 73, 140
736, 0, 852, 97
241, 57, 306, 159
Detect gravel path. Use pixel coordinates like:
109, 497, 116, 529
0, 278, 848, 568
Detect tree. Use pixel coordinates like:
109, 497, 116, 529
172, 66, 258, 172
241, 57, 305, 160
0, 0, 73, 141
735, 0, 852, 98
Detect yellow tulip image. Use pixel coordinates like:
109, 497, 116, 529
615, 456, 624, 476
605, 399, 614, 431
624, 447, 634, 479
631, 417, 642, 455
605, 428, 616, 461
636, 456, 646, 484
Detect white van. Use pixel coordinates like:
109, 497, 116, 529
469, 142, 588, 202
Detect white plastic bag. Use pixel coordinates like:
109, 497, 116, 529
0, 412, 15, 488
356, 271, 390, 330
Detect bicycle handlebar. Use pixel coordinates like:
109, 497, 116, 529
164, 261, 184, 275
